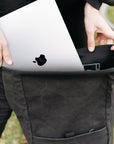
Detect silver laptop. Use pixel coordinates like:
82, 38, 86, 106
0, 0, 84, 73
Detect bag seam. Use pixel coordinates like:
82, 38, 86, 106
20, 75, 34, 144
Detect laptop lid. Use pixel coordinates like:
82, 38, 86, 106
0, 0, 84, 73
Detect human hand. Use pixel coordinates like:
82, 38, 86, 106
84, 2, 114, 52
0, 29, 12, 67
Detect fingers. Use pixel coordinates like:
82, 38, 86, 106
99, 39, 106, 45
102, 27, 114, 40
2, 41, 12, 65
106, 39, 114, 51
95, 36, 100, 44
87, 30, 95, 52
106, 39, 113, 44
0, 30, 12, 66
0, 45, 2, 67
95, 33, 114, 46
111, 45, 114, 50
98, 19, 114, 40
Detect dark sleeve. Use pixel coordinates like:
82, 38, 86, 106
84, 0, 102, 10
85, 0, 114, 10
100, 0, 114, 6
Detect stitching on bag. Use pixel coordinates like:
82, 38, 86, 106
33, 126, 107, 140
20, 75, 34, 144
2, 69, 34, 144
105, 75, 112, 144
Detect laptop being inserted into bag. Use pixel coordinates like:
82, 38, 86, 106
0, 0, 84, 73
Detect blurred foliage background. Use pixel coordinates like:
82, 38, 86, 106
0, 112, 27, 144
0, 5, 114, 144
107, 6, 114, 24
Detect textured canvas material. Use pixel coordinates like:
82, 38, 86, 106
0, 69, 12, 137
2, 69, 114, 144
77, 45, 114, 71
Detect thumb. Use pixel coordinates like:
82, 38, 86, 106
87, 30, 95, 52
2, 43, 12, 65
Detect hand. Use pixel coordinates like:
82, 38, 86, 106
0, 29, 12, 67
84, 2, 114, 52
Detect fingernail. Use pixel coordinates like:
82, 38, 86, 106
111, 46, 114, 50
89, 47, 94, 52
8, 60, 12, 65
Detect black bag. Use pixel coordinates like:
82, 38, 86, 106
77, 44, 114, 72
2, 65, 114, 144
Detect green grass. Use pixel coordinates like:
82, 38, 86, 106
0, 112, 27, 144
107, 6, 114, 24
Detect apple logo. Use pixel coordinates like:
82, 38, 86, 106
33, 54, 47, 66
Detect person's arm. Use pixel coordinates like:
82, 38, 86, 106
0, 30, 12, 67
84, 2, 114, 52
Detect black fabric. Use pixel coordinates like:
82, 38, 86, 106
1, 71, 33, 144
2, 70, 114, 144
0, 0, 36, 17
99, 0, 114, 5
0, 69, 12, 137
56, 0, 88, 49
84, 0, 102, 9
0, 0, 113, 18
85, 0, 114, 10
77, 44, 114, 71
